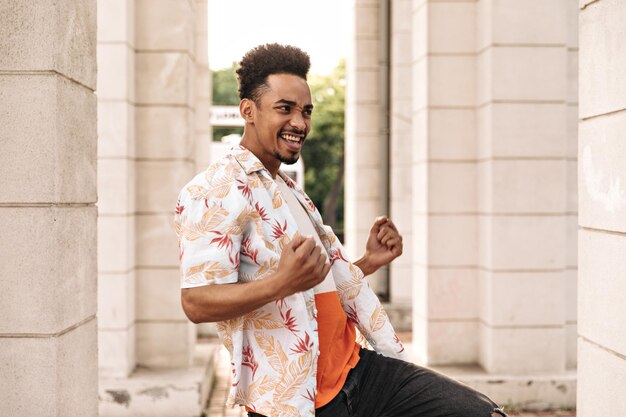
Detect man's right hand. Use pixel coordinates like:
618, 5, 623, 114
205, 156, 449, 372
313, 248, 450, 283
271, 233, 331, 298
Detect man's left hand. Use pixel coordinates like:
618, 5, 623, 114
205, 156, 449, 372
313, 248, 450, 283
356, 216, 403, 276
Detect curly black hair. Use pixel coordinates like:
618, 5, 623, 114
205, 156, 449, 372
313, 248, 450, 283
236, 43, 311, 102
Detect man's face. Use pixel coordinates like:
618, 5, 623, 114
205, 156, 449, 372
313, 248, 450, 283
245, 73, 313, 169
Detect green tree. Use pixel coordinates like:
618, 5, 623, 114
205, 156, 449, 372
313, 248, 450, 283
212, 63, 243, 141
302, 61, 346, 231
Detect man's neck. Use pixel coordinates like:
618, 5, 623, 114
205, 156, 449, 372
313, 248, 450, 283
239, 135, 280, 178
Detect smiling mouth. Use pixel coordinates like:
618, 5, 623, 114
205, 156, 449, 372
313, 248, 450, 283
279, 131, 305, 145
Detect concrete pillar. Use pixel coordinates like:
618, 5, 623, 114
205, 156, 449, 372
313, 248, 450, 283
0, 1, 98, 416
97, 0, 137, 378
578, 1, 626, 415
346, 0, 389, 296
411, 0, 480, 365
134, 0, 197, 368
476, 0, 569, 375
389, 0, 413, 306
194, 0, 212, 171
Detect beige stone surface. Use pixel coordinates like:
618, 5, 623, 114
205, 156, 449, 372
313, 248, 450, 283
478, 47, 567, 105
578, 229, 626, 355
97, 43, 135, 100
478, 160, 566, 213
354, 2, 380, 39
0, 319, 97, 417
97, 0, 134, 44
426, 215, 478, 266
428, 56, 476, 107
389, 264, 413, 304
136, 268, 186, 321
427, 109, 477, 161
480, 215, 565, 270
480, 271, 565, 326
99, 272, 135, 329
136, 321, 195, 368
565, 269, 577, 323
566, 323, 577, 369
579, 0, 626, 118
478, 0, 567, 48
427, 268, 478, 320
427, 321, 479, 365
428, 1, 476, 53
135, 0, 193, 52
98, 158, 135, 215
135, 107, 194, 159
0, 207, 96, 334
428, 162, 477, 213
136, 161, 195, 212
98, 101, 135, 158
0, 0, 96, 88
136, 214, 180, 267
579, 111, 626, 233
99, 215, 136, 273
99, 326, 136, 378
480, 324, 566, 374
0, 74, 96, 204
577, 338, 626, 416
477, 103, 567, 159
135, 52, 193, 105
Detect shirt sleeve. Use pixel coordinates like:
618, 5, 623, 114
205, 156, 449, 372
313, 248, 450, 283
174, 170, 250, 289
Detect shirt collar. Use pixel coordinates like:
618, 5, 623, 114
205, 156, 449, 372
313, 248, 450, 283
231, 145, 267, 175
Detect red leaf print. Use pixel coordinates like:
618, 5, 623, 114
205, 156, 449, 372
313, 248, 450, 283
328, 249, 348, 266
254, 202, 270, 222
394, 333, 405, 353
345, 304, 360, 327
290, 332, 313, 354
210, 231, 233, 250
237, 179, 253, 203
241, 237, 259, 264
302, 388, 316, 402
271, 219, 288, 240
175, 199, 185, 215
279, 305, 299, 334
242, 344, 259, 379
304, 196, 315, 211
228, 251, 240, 269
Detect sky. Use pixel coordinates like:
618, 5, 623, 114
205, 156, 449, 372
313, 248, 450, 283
208, 0, 350, 75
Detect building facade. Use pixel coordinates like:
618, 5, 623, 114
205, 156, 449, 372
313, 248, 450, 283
1, 0, 626, 416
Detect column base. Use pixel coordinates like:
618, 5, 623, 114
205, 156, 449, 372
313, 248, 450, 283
99, 343, 219, 417
431, 364, 576, 411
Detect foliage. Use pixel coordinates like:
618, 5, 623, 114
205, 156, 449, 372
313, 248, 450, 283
210, 61, 346, 229
212, 63, 243, 141
302, 61, 346, 230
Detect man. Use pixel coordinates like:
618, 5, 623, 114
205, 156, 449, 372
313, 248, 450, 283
175, 44, 506, 417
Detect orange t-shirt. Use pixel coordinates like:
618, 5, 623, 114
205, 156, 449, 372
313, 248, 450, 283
277, 177, 361, 408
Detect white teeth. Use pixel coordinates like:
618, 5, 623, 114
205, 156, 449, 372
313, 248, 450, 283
281, 134, 301, 143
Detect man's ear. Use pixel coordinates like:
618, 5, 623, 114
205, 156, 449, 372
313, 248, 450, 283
240, 99, 255, 123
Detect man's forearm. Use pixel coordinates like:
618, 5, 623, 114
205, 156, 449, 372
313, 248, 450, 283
353, 255, 378, 277
181, 274, 285, 323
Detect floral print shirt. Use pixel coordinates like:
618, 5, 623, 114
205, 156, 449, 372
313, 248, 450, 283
174, 146, 407, 417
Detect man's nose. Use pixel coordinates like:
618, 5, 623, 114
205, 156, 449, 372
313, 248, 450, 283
289, 112, 306, 131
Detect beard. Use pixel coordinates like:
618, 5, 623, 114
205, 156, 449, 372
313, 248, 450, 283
274, 150, 299, 165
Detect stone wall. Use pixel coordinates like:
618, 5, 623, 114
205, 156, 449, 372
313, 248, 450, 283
0, 1, 98, 415
578, 0, 626, 415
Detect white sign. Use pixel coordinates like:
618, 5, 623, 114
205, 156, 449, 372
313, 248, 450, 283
210, 105, 244, 127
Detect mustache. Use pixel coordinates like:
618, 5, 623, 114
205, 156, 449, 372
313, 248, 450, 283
280, 128, 306, 136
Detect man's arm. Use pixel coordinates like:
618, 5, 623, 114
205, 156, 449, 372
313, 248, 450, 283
181, 234, 330, 323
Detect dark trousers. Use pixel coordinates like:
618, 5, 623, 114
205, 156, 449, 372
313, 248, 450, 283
248, 348, 508, 417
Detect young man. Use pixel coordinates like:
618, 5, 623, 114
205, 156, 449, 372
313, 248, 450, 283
175, 44, 506, 417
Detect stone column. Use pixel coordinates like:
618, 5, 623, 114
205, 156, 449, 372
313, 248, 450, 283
134, 0, 197, 368
411, 0, 480, 365
346, 0, 389, 296
0, 1, 98, 416
476, 0, 569, 375
194, 0, 212, 171
97, 0, 137, 377
578, 1, 626, 415
389, 0, 413, 307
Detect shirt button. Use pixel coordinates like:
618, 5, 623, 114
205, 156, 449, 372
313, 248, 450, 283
313, 308, 318, 316
316, 351, 321, 356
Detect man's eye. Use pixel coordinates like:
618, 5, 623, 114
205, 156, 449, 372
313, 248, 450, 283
304, 109, 313, 117
277, 105, 290, 112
